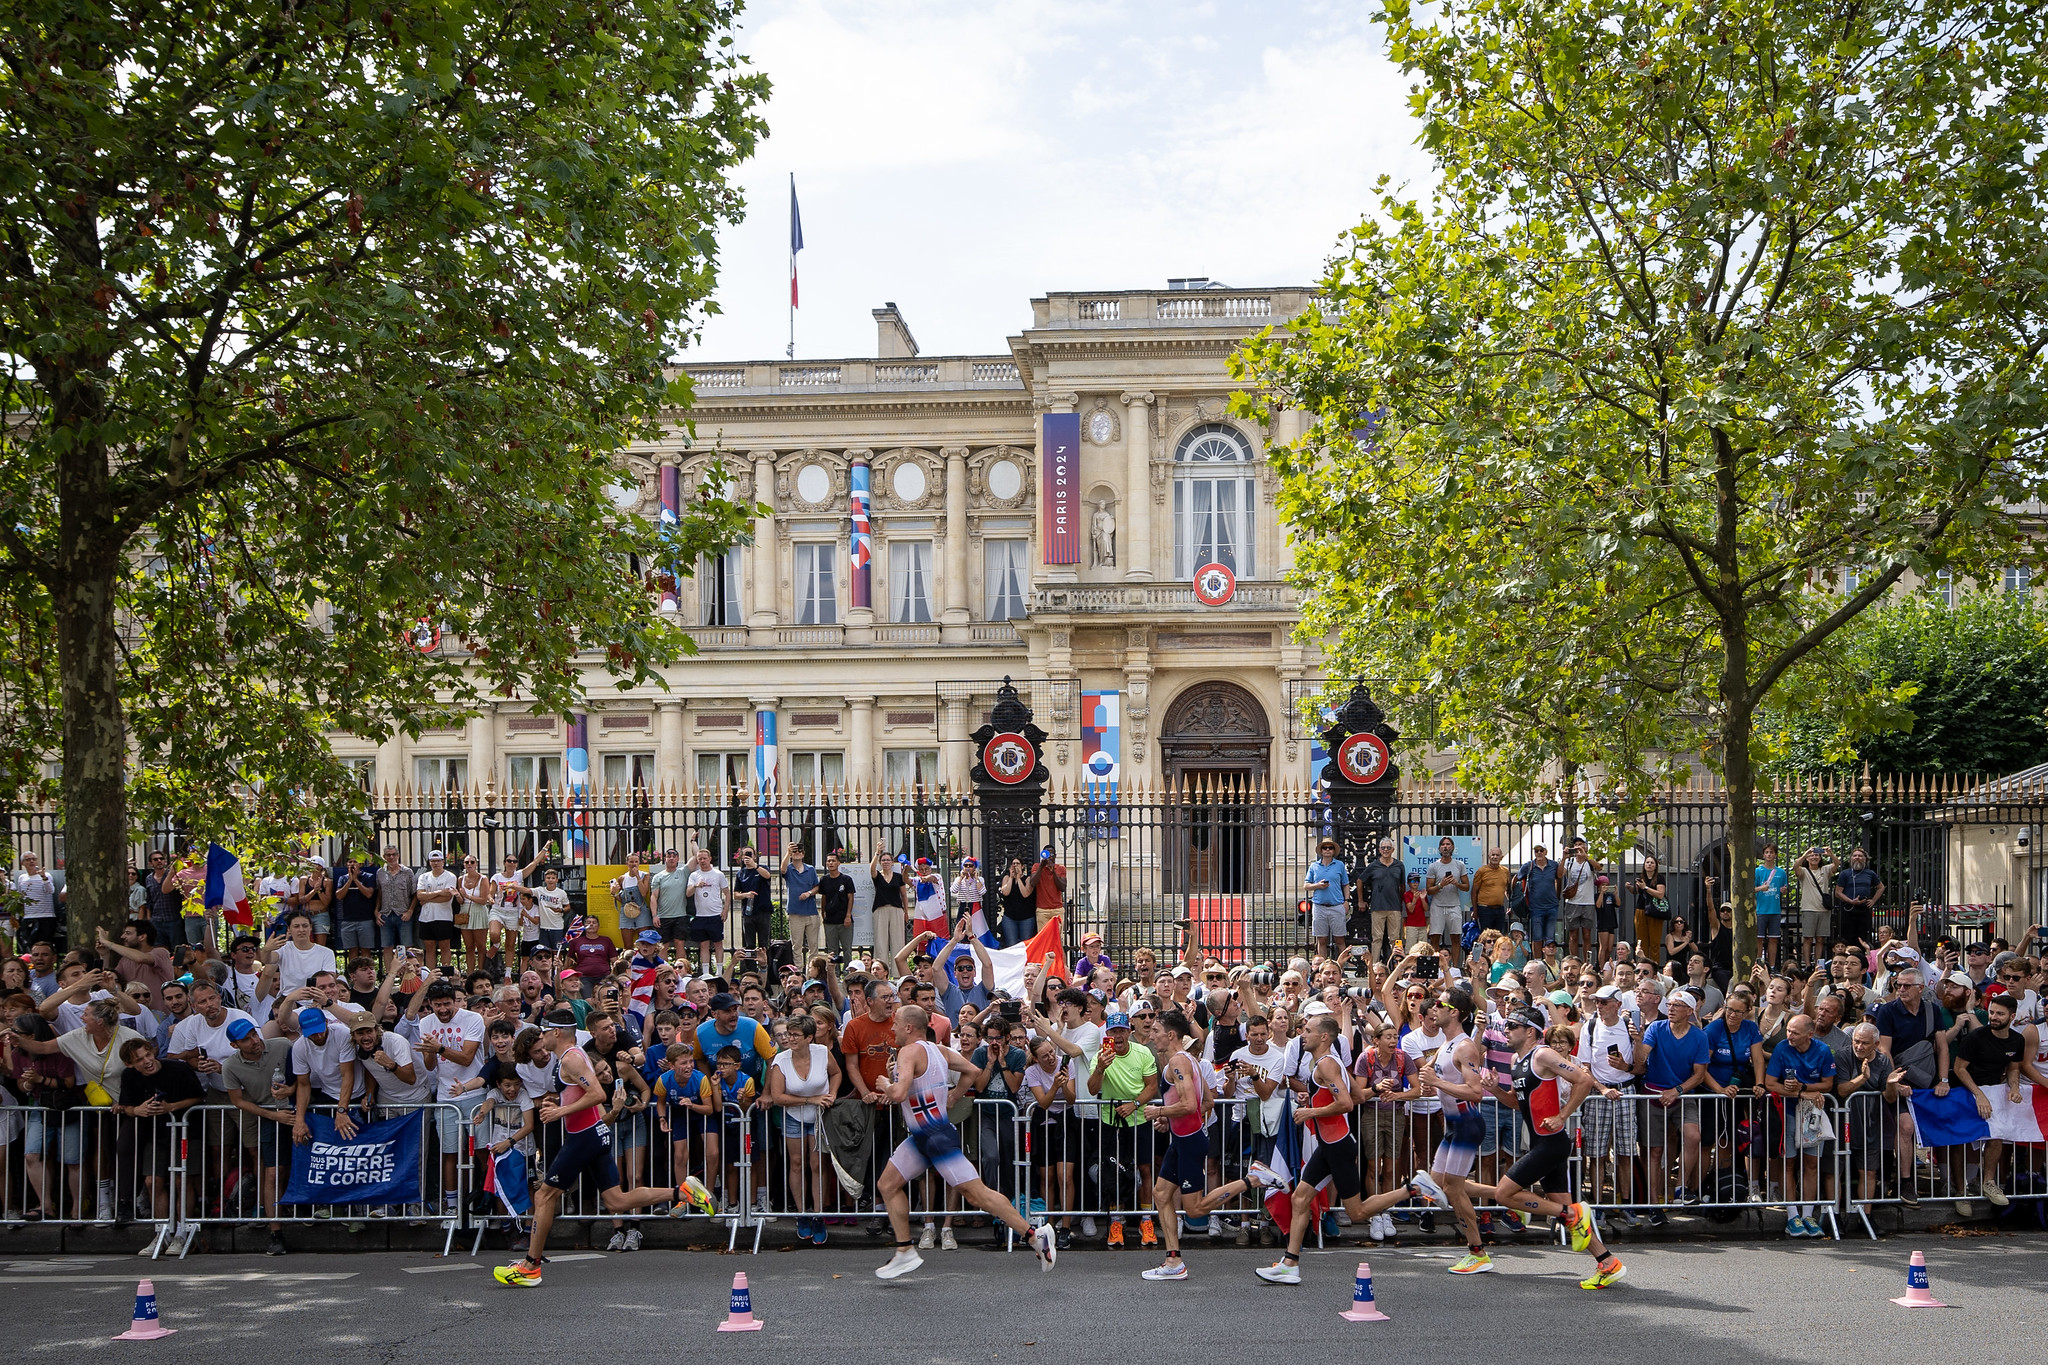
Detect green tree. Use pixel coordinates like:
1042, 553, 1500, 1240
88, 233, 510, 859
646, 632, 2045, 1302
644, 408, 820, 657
0, 0, 768, 944
1767, 591, 2048, 776
1240, 0, 2048, 972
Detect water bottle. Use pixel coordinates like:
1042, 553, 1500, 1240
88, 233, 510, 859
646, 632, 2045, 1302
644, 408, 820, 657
271, 1067, 288, 1100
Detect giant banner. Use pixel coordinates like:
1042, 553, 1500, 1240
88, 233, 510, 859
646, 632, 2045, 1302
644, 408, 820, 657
1041, 412, 1080, 565
1081, 689, 1120, 837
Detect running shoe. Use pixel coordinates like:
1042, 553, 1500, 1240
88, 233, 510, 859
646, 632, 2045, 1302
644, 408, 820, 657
1081, 1216, 1100, 1238
1033, 1221, 1058, 1271
1142, 1260, 1189, 1280
493, 1259, 543, 1288
1140, 1216, 1158, 1248
623, 1226, 643, 1252
1565, 1201, 1595, 1252
1645, 1209, 1667, 1228
675, 1176, 716, 1217
605, 1229, 627, 1252
1368, 1213, 1387, 1243
1107, 1219, 1125, 1247
877, 1248, 924, 1280
1321, 1211, 1340, 1240
918, 1223, 937, 1250
266, 1232, 288, 1257
1246, 1160, 1289, 1191
811, 1222, 829, 1247
1783, 1217, 1805, 1238
1254, 1259, 1301, 1285
1057, 1227, 1074, 1251
1447, 1252, 1494, 1274
1579, 1256, 1627, 1290
940, 1226, 958, 1251
1982, 1178, 2009, 1208
1410, 1169, 1449, 1208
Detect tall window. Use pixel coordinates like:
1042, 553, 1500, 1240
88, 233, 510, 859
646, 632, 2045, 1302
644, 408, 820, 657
1841, 565, 1863, 594
693, 752, 750, 865
416, 756, 468, 792
700, 549, 741, 626
1934, 568, 1955, 607
789, 751, 845, 788
890, 541, 933, 623
795, 543, 837, 624
505, 755, 556, 791
601, 753, 654, 792
696, 752, 748, 790
1173, 423, 1256, 579
2004, 566, 2032, 594
985, 540, 1028, 620
884, 748, 940, 789
341, 757, 377, 792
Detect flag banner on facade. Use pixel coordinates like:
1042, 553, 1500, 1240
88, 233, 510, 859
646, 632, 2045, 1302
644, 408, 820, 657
1041, 412, 1080, 564
1081, 690, 1121, 837
283, 1111, 424, 1206
657, 463, 681, 613
565, 714, 591, 858
849, 457, 873, 610
204, 842, 252, 926
753, 709, 780, 855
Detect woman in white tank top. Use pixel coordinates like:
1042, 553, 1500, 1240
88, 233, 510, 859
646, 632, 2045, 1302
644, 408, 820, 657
766, 1015, 840, 1241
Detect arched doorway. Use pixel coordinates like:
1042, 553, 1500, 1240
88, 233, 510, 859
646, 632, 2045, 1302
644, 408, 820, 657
1160, 681, 1272, 898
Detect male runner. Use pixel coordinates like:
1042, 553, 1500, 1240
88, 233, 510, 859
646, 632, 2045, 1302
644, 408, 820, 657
1138, 1011, 1274, 1280
1466, 1009, 1626, 1289
494, 1009, 715, 1287
1406, 986, 1494, 1273
1253, 1016, 1435, 1285
875, 1004, 1057, 1279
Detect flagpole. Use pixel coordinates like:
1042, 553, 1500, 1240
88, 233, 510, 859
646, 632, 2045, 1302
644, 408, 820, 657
787, 172, 796, 360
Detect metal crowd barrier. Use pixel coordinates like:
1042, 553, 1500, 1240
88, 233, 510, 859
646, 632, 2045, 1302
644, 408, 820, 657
0, 1106, 175, 1242
524, 1098, 747, 1249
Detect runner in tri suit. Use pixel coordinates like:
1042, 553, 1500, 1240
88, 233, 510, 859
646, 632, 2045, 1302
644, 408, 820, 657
1253, 1015, 1436, 1285
494, 1009, 714, 1287
1465, 1009, 1626, 1289
1406, 986, 1496, 1273
1138, 1011, 1274, 1280
875, 1003, 1059, 1280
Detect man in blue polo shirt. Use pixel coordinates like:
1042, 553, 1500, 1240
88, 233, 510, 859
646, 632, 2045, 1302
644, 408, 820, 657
1765, 1014, 1838, 1236
1303, 838, 1350, 960
1832, 849, 1884, 949
1637, 989, 1712, 1217
780, 846, 822, 971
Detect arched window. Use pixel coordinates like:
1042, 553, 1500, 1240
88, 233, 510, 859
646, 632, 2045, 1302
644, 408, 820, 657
1173, 424, 1256, 579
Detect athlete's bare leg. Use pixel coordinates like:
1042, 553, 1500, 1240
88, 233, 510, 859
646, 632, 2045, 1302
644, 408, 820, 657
1473, 1176, 1613, 1263
1438, 1169, 1481, 1249
1276, 1179, 1420, 1263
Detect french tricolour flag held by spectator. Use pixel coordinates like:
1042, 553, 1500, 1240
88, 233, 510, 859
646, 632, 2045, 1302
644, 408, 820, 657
1262, 1093, 1330, 1236
487, 1145, 531, 1217
204, 842, 253, 926
1986, 1084, 2048, 1143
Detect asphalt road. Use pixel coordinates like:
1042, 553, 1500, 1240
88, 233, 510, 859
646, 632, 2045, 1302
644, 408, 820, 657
1, 1237, 2037, 1363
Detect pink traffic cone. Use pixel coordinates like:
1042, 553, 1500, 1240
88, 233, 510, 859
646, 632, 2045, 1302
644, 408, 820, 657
1340, 1261, 1391, 1322
717, 1271, 765, 1331
114, 1279, 176, 1340
1890, 1250, 1950, 1308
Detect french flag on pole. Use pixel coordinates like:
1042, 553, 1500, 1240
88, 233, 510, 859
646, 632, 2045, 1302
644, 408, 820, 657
789, 175, 803, 307
204, 843, 252, 927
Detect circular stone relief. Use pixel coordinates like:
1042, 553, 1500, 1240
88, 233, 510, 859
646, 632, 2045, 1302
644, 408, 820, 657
892, 461, 928, 503
796, 463, 831, 506
986, 459, 1022, 500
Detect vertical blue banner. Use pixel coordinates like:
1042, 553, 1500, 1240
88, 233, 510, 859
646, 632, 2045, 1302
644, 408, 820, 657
753, 708, 781, 855
565, 713, 591, 858
1042, 412, 1081, 565
1081, 690, 1120, 836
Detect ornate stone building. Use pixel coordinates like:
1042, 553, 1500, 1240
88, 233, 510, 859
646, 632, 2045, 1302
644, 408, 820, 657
339, 282, 1326, 829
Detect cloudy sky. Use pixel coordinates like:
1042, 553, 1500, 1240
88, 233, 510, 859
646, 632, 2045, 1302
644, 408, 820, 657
689, 0, 1435, 363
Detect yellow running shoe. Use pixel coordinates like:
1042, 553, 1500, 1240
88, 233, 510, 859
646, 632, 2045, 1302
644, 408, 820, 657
1448, 1252, 1495, 1275
1566, 1201, 1593, 1253
1579, 1257, 1627, 1290
675, 1176, 716, 1217
493, 1259, 543, 1288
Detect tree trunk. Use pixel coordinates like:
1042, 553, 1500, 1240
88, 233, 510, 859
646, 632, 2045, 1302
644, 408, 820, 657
51, 423, 130, 950
1721, 678, 1759, 982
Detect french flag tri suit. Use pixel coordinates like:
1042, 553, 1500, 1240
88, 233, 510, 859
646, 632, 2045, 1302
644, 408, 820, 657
887, 1040, 978, 1187
544, 1045, 620, 1191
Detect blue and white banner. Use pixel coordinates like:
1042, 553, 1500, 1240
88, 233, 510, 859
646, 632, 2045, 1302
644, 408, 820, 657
1081, 690, 1120, 837
490, 1146, 532, 1217
283, 1111, 424, 1206
753, 708, 781, 855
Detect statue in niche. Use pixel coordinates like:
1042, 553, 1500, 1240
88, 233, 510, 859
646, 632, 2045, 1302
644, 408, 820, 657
1089, 499, 1117, 567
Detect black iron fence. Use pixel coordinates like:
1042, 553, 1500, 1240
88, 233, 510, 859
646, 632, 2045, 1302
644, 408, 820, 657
5, 772, 2045, 960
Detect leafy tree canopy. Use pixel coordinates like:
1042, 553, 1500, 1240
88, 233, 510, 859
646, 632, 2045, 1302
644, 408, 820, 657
0, 0, 769, 937
1237, 0, 2048, 969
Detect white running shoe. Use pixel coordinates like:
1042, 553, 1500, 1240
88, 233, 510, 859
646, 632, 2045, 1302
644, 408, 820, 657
1368, 1213, 1388, 1242
623, 1227, 643, 1252
1142, 1260, 1189, 1280
1080, 1216, 1100, 1238
1255, 1259, 1301, 1285
1246, 1160, 1289, 1191
1410, 1169, 1449, 1208
939, 1226, 958, 1251
1033, 1221, 1058, 1271
605, 1229, 628, 1252
877, 1248, 924, 1280
917, 1223, 937, 1250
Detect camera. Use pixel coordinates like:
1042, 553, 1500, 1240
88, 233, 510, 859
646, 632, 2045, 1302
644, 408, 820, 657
1245, 970, 1279, 987
1340, 985, 1375, 1000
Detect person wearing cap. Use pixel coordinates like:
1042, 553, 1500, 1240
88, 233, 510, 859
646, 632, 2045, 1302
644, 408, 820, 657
692, 988, 772, 1082
1571, 985, 1639, 1210
907, 856, 948, 941
407, 979, 488, 1213
1467, 1008, 1626, 1290
167, 978, 254, 1099
289, 1006, 362, 1142
1090, 1008, 1160, 1249
1070, 931, 1114, 982
409, 848, 459, 974
1028, 844, 1067, 932
1303, 837, 1351, 960
1637, 988, 1710, 1217
350, 1010, 432, 1108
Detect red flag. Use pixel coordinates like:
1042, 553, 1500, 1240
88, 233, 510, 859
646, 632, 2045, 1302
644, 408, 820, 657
1023, 916, 1069, 984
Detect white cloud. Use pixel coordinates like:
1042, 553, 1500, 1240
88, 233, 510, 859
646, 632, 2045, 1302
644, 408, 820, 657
688, 0, 1435, 362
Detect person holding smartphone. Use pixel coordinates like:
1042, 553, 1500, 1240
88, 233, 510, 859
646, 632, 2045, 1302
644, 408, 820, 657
1027, 846, 1067, 933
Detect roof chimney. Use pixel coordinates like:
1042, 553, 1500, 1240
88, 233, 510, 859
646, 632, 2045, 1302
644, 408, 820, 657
873, 302, 919, 359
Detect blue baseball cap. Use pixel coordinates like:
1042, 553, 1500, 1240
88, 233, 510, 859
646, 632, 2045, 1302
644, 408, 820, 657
636, 930, 663, 944
225, 1018, 257, 1042
297, 1008, 329, 1034
1104, 1010, 1132, 1031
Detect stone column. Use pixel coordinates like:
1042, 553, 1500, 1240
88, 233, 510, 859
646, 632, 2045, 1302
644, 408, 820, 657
847, 696, 876, 791
377, 732, 408, 795
1121, 391, 1154, 581
655, 700, 686, 793
747, 451, 778, 640
845, 449, 876, 645
942, 696, 972, 793
466, 704, 497, 796
940, 445, 971, 642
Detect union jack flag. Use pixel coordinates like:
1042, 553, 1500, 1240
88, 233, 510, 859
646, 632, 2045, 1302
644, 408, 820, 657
850, 462, 872, 570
